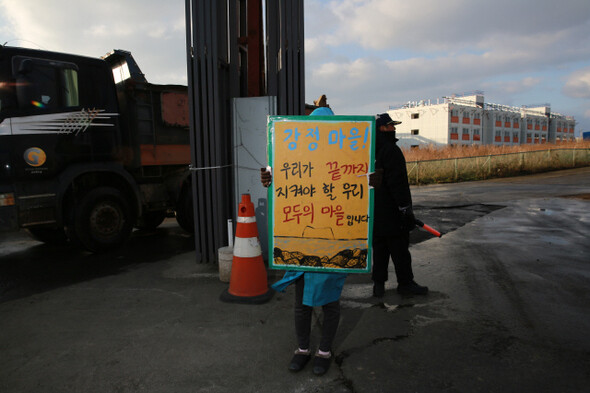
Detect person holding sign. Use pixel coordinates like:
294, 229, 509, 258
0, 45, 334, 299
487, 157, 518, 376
261, 106, 345, 377
371, 113, 429, 298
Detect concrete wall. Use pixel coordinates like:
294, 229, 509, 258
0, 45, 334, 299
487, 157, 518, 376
486, 109, 522, 146
449, 104, 485, 146
388, 103, 450, 147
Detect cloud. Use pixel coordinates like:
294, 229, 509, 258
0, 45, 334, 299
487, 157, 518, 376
308, 50, 542, 102
1, 0, 188, 84
324, 0, 590, 52
3, 0, 588, 131
563, 67, 590, 99
483, 77, 541, 95
306, 1, 590, 103
305, 0, 590, 132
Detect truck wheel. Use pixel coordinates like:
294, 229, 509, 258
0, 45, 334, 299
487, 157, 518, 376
135, 210, 166, 230
175, 187, 195, 233
26, 227, 68, 245
73, 187, 134, 252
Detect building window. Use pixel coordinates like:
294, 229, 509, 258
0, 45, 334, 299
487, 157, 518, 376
411, 129, 419, 135
411, 113, 419, 119
473, 113, 481, 125
462, 128, 470, 140
473, 129, 481, 141
462, 111, 470, 124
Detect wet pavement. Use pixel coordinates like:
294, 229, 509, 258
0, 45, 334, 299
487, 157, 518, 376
1, 167, 589, 393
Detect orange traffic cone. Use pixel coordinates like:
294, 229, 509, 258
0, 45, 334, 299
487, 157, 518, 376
220, 194, 273, 304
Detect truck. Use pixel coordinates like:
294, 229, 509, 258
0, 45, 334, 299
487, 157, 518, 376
0, 45, 194, 252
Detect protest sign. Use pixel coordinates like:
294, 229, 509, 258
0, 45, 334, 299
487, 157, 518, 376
267, 115, 375, 273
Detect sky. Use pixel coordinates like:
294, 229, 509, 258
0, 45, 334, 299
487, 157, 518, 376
1, 0, 589, 135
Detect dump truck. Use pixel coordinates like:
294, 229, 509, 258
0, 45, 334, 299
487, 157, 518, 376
0, 45, 194, 252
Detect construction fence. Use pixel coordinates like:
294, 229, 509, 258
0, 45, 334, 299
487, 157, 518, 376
406, 148, 590, 185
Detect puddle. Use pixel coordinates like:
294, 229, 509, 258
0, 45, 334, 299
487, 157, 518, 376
411, 204, 504, 245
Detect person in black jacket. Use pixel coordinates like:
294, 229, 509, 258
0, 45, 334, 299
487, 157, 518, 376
372, 113, 428, 297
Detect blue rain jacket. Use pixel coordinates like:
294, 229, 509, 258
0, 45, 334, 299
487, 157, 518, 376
271, 271, 347, 307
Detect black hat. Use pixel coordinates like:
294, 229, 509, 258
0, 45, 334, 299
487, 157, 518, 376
376, 113, 402, 128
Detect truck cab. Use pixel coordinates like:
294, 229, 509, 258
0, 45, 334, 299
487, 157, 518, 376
0, 45, 193, 252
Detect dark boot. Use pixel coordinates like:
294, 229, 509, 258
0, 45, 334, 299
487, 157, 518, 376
288, 349, 311, 372
397, 281, 428, 295
312, 351, 332, 376
373, 281, 385, 298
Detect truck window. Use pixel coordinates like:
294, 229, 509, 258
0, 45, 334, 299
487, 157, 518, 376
62, 68, 79, 107
23, 62, 59, 109
13, 57, 79, 112
112, 62, 131, 84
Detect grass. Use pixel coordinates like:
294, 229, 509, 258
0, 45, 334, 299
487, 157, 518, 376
403, 140, 590, 162
401, 141, 590, 185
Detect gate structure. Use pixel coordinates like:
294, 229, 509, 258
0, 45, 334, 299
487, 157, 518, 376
185, 0, 304, 262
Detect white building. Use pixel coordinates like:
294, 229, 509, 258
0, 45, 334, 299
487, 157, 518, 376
388, 93, 576, 148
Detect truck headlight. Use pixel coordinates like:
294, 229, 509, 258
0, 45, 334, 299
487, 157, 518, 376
0, 193, 16, 206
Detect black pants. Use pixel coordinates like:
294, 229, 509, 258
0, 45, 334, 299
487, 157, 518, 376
372, 232, 414, 285
294, 277, 340, 352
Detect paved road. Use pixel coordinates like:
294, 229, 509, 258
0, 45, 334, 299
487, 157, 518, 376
1, 167, 589, 393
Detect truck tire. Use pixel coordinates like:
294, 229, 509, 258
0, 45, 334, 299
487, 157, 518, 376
72, 187, 134, 252
135, 210, 166, 230
175, 187, 195, 233
26, 227, 69, 245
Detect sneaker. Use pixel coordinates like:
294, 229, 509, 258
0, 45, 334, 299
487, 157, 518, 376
373, 281, 385, 298
397, 281, 428, 295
